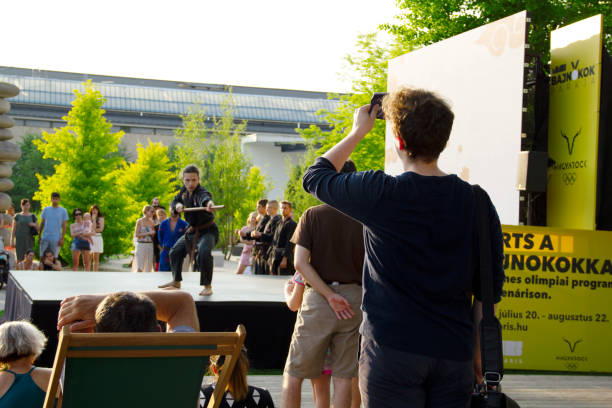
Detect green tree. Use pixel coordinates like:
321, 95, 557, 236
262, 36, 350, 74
283, 144, 321, 219
297, 34, 411, 172
33, 81, 132, 262
382, 0, 612, 62
11, 133, 57, 212
114, 140, 176, 230
174, 95, 270, 258
286, 34, 410, 216
233, 165, 268, 237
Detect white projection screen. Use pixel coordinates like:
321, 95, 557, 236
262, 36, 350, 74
385, 11, 528, 225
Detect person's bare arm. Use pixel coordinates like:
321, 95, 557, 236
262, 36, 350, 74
59, 220, 66, 246
134, 219, 142, 238
322, 104, 378, 171
295, 245, 354, 320
284, 280, 304, 312
69, 223, 78, 238
39, 218, 45, 237
148, 291, 199, 332
10, 218, 16, 247
57, 290, 199, 332
97, 217, 104, 233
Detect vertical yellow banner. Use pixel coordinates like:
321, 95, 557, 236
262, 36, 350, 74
547, 15, 603, 230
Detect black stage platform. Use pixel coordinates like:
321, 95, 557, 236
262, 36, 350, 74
4, 270, 296, 369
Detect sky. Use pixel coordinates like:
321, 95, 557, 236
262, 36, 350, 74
4, 0, 399, 93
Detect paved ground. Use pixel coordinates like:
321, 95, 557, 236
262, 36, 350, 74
249, 374, 612, 408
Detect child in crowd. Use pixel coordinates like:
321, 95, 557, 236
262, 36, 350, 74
83, 213, 95, 246
200, 346, 274, 408
16, 249, 39, 270
284, 273, 331, 407
234, 212, 258, 275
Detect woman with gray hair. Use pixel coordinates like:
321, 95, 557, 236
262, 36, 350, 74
0, 321, 58, 407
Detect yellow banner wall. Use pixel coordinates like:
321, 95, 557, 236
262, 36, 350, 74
499, 225, 612, 372
547, 15, 603, 229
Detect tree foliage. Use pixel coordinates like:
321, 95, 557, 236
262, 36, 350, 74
296, 34, 411, 173
283, 144, 322, 219
11, 133, 57, 212
33, 81, 132, 261
297, 33, 410, 172
382, 0, 612, 61
174, 95, 270, 258
283, 33, 412, 213
114, 140, 176, 229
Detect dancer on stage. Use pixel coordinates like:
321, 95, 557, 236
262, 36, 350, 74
159, 164, 219, 296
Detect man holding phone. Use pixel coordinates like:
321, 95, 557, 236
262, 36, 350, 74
158, 164, 218, 296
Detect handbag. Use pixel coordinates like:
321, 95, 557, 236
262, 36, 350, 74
30, 214, 38, 236
471, 185, 520, 408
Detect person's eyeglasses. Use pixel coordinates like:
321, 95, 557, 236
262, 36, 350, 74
75, 213, 82, 216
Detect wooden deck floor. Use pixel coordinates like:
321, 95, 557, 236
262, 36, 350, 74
246, 374, 612, 407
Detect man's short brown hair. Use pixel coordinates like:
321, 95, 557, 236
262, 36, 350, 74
383, 87, 454, 162
94, 292, 158, 333
281, 200, 292, 208
181, 164, 200, 178
257, 199, 268, 207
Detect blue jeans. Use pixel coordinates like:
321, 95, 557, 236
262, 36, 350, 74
359, 336, 472, 408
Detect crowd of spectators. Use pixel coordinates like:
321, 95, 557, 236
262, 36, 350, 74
3, 194, 106, 272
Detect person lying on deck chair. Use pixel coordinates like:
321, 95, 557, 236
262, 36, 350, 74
57, 290, 199, 333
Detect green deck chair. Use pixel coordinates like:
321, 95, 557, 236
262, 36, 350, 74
44, 324, 246, 408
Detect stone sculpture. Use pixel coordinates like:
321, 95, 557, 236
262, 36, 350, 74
0, 82, 21, 213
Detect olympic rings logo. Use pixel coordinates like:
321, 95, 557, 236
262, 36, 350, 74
562, 173, 577, 185
566, 363, 578, 370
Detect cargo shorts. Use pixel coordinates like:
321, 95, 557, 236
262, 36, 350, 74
284, 283, 362, 378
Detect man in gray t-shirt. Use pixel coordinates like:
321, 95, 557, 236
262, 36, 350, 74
39, 192, 68, 258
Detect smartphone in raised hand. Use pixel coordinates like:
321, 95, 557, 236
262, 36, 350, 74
368, 92, 387, 119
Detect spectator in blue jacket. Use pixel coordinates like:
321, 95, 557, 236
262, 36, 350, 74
157, 207, 188, 272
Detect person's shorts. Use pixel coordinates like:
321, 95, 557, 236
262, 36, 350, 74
284, 283, 362, 378
39, 239, 60, 258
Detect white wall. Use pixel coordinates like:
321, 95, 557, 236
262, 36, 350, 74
243, 142, 304, 201
386, 11, 527, 225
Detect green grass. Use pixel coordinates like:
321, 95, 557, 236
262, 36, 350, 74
249, 368, 283, 375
